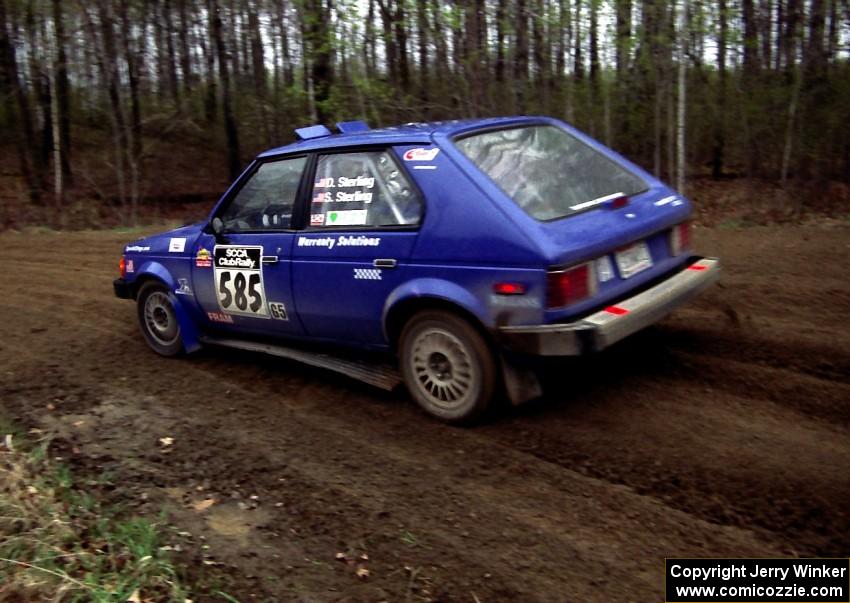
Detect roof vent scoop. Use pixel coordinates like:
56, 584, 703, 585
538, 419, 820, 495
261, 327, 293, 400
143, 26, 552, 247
336, 120, 370, 134
294, 124, 332, 140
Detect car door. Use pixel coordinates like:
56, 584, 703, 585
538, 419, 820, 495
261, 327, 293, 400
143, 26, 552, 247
291, 148, 424, 346
192, 155, 308, 337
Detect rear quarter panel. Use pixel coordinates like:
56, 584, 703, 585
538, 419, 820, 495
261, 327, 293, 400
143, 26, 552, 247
391, 143, 548, 330
432, 118, 696, 325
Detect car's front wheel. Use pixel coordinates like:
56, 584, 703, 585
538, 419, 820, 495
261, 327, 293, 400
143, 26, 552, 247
399, 310, 498, 424
137, 281, 184, 357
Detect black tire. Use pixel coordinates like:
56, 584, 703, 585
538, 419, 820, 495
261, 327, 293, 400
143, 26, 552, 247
136, 281, 184, 357
399, 310, 498, 424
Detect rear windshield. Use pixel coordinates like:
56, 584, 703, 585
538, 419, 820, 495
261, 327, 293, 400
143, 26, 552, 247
455, 125, 647, 221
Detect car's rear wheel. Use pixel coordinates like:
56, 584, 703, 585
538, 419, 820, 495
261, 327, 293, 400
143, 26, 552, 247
399, 310, 498, 424
137, 281, 184, 357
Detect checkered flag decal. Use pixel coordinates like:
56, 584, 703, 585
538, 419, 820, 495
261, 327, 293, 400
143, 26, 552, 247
353, 268, 382, 280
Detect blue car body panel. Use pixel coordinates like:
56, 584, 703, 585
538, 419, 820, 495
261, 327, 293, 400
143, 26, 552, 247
118, 116, 697, 354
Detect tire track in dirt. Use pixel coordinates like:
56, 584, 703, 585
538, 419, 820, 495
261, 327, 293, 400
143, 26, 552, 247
1, 225, 849, 601
658, 323, 850, 384
0, 294, 786, 600
2, 337, 785, 601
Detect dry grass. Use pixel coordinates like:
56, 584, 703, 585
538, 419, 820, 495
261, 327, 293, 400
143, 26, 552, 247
0, 434, 193, 602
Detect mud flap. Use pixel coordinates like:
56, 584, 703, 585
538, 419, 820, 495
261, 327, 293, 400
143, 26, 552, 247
500, 354, 542, 406
169, 292, 202, 354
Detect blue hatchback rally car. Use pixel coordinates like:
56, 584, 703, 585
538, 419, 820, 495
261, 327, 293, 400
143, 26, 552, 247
114, 116, 719, 423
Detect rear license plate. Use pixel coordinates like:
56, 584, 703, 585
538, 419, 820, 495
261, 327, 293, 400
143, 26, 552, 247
615, 241, 653, 279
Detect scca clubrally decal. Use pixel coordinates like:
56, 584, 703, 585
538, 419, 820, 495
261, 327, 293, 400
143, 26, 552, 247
213, 245, 269, 318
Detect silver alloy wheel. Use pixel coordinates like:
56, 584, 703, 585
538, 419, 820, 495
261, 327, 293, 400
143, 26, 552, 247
410, 328, 477, 410
143, 291, 180, 347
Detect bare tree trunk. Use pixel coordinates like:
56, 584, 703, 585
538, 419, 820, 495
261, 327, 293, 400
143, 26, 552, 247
742, 0, 760, 75
200, 32, 216, 122
302, 0, 332, 122
51, 0, 72, 185
24, 4, 48, 186
615, 0, 632, 76
760, 0, 772, 70
248, 4, 270, 144
0, 1, 38, 200
178, 0, 192, 93
532, 0, 546, 109
82, 1, 129, 217
394, 1, 409, 92
210, 0, 241, 180
416, 0, 429, 104
513, 0, 529, 108
589, 0, 600, 135
780, 64, 801, 186
676, 0, 687, 194
495, 0, 506, 85
573, 0, 583, 80
164, 0, 180, 105
783, 0, 799, 71
119, 0, 142, 163
712, 0, 727, 178
48, 10, 62, 225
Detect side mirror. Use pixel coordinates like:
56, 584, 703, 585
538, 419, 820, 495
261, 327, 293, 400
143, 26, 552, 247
211, 217, 224, 234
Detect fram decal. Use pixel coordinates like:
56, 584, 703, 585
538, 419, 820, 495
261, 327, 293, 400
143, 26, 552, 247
403, 147, 440, 162
168, 237, 186, 253
195, 248, 212, 268
207, 311, 234, 324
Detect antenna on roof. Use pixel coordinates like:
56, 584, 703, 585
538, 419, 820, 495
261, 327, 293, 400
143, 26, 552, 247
294, 124, 332, 140
336, 120, 370, 134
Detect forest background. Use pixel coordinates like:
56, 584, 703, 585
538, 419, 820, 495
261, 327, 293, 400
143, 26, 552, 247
1, 0, 848, 228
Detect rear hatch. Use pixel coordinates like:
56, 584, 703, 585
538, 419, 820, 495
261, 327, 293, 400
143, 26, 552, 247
453, 121, 693, 322
533, 187, 693, 321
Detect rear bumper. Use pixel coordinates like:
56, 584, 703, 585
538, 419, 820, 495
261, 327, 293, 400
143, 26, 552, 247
498, 257, 720, 356
113, 278, 133, 299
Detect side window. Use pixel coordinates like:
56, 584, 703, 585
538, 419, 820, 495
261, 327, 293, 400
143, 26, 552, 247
308, 150, 423, 228
220, 156, 307, 231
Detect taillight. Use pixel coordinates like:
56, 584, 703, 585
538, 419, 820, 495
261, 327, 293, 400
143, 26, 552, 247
493, 282, 526, 295
670, 221, 692, 256
119, 256, 126, 278
546, 263, 596, 308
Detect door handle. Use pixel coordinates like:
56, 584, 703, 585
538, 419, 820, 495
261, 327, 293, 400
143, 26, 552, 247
262, 255, 279, 264
373, 258, 397, 269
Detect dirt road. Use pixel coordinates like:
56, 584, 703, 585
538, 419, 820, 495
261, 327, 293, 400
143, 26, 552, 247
1, 223, 849, 602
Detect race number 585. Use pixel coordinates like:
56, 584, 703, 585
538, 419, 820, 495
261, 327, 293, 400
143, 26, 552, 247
213, 246, 269, 318
217, 270, 263, 312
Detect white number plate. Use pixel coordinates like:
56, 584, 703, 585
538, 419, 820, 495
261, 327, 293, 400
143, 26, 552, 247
615, 241, 653, 279
213, 245, 269, 318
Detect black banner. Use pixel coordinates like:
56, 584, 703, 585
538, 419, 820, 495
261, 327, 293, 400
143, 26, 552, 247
665, 559, 849, 602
